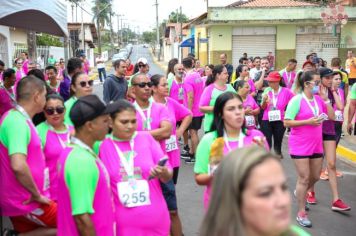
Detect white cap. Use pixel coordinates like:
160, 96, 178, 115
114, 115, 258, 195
137, 57, 148, 65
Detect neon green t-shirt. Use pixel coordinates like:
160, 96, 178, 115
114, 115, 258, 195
64, 96, 77, 126
64, 146, 99, 215
0, 110, 31, 155
351, 83, 356, 100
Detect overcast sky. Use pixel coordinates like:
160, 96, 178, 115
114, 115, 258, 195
66, 0, 212, 33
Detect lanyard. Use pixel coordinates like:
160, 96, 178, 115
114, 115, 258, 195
223, 130, 245, 152
286, 71, 293, 84
0, 84, 16, 103
71, 136, 97, 158
271, 87, 281, 108
302, 93, 319, 117
111, 134, 135, 178
16, 104, 31, 121
134, 101, 152, 130
47, 122, 70, 148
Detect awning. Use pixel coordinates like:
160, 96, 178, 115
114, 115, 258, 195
180, 37, 194, 48
0, 0, 68, 36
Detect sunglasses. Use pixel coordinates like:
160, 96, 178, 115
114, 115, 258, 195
132, 82, 153, 88
138, 64, 146, 68
45, 106, 65, 115
78, 80, 94, 87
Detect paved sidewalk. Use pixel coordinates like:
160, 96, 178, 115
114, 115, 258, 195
89, 61, 113, 82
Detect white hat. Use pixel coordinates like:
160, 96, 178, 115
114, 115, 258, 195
137, 57, 148, 65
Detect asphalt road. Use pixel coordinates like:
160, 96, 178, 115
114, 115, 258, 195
93, 45, 356, 236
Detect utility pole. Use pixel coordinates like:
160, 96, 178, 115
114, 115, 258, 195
154, 0, 160, 61
177, 8, 180, 60
96, 1, 102, 55
71, 4, 74, 22
81, 5, 85, 52
180, 6, 183, 61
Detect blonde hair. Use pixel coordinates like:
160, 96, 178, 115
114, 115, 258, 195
200, 146, 292, 236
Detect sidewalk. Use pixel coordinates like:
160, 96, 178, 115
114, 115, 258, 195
89, 60, 113, 81
149, 49, 168, 72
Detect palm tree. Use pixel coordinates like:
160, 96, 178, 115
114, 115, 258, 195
92, 0, 112, 29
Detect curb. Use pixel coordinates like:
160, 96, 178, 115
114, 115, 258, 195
337, 145, 356, 164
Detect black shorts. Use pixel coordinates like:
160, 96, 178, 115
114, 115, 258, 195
323, 133, 336, 141
349, 78, 356, 86
291, 153, 323, 159
188, 116, 203, 130
160, 179, 177, 211
172, 167, 179, 185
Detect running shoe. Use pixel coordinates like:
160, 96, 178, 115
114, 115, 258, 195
320, 170, 329, 180
322, 169, 343, 178
332, 199, 351, 211
184, 154, 195, 164
306, 191, 317, 205
336, 170, 343, 178
181, 145, 191, 158
296, 211, 312, 228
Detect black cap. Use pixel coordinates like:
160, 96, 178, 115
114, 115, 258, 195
70, 95, 116, 127
318, 67, 333, 78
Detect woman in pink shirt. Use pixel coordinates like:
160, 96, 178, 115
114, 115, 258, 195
37, 94, 73, 201
233, 64, 257, 97
284, 71, 335, 227
14, 58, 26, 94
235, 80, 260, 129
99, 100, 172, 236
260, 71, 294, 158
151, 74, 192, 236
202, 64, 214, 86
0, 69, 16, 117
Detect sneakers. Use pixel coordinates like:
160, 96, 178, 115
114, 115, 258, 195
306, 191, 317, 205
181, 145, 190, 159
332, 199, 351, 211
184, 154, 195, 164
296, 211, 312, 228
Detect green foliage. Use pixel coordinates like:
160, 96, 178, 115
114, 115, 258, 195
91, 0, 112, 28
36, 34, 63, 47
142, 31, 156, 44
168, 11, 189, 23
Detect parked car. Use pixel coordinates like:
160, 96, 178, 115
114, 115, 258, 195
111, 52, 127, 63
143, 44, 149, 48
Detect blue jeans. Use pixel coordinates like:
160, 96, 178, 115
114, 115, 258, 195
98, 68, 106, 82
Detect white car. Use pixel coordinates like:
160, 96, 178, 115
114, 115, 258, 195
112, 52, 127, 63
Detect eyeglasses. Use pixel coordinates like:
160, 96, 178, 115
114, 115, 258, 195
44, 106, 65, 115
132, 82, 153, 88
79, 80, 94, 87
308, 81, 321, 86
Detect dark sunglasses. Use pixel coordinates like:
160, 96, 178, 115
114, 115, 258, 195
45, 106, 65, 115
138, 64, 146, 68
132, 82, 153, 88
79, 80, 94, 87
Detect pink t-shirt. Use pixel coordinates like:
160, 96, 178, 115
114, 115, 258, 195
196, 129, 268, 209
0, 110, 47, 216
37, 122, 73, 201
14, 69, 26, 95
247, 79, 256, 94
0, 87, 15, 117
285, 94, 327, 156
135, 101, 171, 152
243, 95, 260, 129
23, 59, 29, 74
281, 70, 297, 89
164, 97, 191, 167
184, 71, 205, 117
99, 132, 171, 235
262, 87, 294, 121
169, 79, 186, 104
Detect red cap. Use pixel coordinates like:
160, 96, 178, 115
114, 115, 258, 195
302, 61, 315, 68
265, 71, 281, 82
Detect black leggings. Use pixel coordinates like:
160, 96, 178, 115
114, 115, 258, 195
173, 167, 179, 185
335, 122, 342, 146
261, 120, 286, 155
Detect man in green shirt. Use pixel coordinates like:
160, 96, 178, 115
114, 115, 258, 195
47, 55, 56, 66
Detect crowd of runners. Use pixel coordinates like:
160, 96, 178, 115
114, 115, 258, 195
0, 49, 355, 236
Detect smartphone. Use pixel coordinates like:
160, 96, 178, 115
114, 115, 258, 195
318, 113, 328, 121
148, 156, 169, 180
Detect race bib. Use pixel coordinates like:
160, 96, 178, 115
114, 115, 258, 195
165, 135, 178, 152
245, 116, 255, 127
118, 180, 151, 208
268, 110, 281, 122
43, 167, 50, 191
335, 110, 343, 122
178, 87, 184, 100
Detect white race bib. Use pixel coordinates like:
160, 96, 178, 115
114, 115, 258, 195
118, 180, 151, 208
335, 110, 343, 122
165, 135, 178, 152
43, 167, 50, 191
245, 116, 255, 127
268, 110, 281, 122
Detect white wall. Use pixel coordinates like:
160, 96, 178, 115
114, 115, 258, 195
0, 26, 12, 66
49, 46, 65, 61
208, 0, 238, 7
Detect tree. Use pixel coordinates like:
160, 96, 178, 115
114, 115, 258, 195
168, 11, 189, 23
142, 31, 156, 44
36, 34, 63, 47
91, 0, 112, 29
